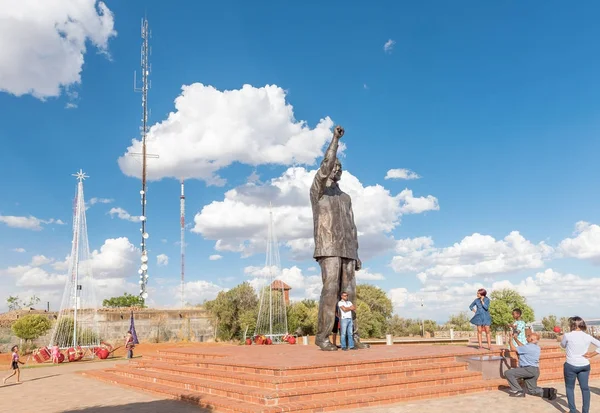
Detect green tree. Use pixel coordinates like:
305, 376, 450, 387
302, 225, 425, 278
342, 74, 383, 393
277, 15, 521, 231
355, 301, 377, 338
6, 295, 21, 311
204, 282, 258, 341
488, 289, 534, 332
445, 313, 473, 331
387, 316, 431, 337
23, 295, 40, 308
6, 294, 41, 311
542, 315, 559, 332
387, 315, 408, 336
356, 284, 393, 338
102, 292, 146, 308
423, 320, 438, 335
287, 299, 318, 336
560, 317, 571, 332
11, 314, 52, 343
238, 306, 259, 337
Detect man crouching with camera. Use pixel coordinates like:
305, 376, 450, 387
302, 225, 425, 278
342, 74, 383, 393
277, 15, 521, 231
506, 331, 557, 400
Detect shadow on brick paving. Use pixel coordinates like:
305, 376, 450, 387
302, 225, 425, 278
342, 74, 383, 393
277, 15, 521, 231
336, 386, 600, 413
57, 388, 600, 413
61, 400, 212, 413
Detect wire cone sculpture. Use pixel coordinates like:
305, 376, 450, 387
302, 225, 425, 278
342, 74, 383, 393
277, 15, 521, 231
49, 171, 101, 350
254, 208, 289, 343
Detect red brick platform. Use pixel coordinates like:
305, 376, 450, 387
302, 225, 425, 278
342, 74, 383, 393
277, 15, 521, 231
82, 343, 600, 412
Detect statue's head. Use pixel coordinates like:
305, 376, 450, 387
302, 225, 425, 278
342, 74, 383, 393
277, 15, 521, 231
330, 160, 342, 182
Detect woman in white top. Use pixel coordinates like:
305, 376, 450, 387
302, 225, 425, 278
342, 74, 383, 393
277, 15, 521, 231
557, 316, 600, 413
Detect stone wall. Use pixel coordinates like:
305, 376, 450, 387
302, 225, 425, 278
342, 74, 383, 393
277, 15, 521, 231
433, 330, 476, 339
96, 308, 214, 344
0, 308, 214, 352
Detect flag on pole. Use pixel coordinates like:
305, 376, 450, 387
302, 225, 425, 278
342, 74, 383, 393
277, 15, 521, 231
129, 311, 139, 344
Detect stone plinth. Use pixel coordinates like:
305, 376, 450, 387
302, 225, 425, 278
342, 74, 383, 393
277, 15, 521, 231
457, 355, 509, 380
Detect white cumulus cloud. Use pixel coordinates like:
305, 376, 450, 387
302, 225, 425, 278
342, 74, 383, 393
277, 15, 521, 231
244, 265, 321, 301
558, 221, 600, 264
179, 280, 225, 304
30, 255, 54, 267
385, 168, 421, 180
193, 167, 438, 261
0, 0, 116, 99
87, 197, 113, 210
117, 84, 334, 184
209, 254, 223, 261
392, 231, 553, 281
89, 237, 139, 278
356, 268, 385, 281
389, 269, 600, 320
11, 248, 26, 253
108, 207, 140, 222
156, 254, 169, 266
384, 39, 396, 53
0, 214, 64, 231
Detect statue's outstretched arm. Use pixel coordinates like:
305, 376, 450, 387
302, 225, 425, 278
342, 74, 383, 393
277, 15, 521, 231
310, 126, 344, 204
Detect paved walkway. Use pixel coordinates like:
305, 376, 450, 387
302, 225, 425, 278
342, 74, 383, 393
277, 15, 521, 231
340, 382, 600, 413
1, 359, 599, 413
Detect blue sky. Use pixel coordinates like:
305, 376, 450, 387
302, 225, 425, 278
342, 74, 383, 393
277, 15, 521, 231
1, 1, 600, 321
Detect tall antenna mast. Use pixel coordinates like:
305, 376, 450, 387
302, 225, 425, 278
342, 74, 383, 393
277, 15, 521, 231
133, 17, 155, 301
180, 178, 185, 308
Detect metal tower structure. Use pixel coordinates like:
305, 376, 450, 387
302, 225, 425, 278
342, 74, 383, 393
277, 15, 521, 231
254, 206, 289, 342
133, 17, 156, 301
50, 171, 100, 349
180, 179, 185, 308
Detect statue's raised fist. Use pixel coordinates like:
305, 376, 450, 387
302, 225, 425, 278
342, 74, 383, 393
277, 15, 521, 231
334, 125, 344, 139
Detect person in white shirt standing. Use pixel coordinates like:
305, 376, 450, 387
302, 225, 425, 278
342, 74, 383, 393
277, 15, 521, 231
557, 316, 600, 413
338, 292, 356, 351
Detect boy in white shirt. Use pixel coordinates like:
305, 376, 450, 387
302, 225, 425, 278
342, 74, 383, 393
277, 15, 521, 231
338, 292, 357, 351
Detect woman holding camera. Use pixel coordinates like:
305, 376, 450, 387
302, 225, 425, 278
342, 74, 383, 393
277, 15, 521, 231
558, 316, 600, 413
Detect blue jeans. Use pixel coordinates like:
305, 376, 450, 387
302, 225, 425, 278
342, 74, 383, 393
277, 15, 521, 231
564, 362, 591, 413
340, 318, 354, 349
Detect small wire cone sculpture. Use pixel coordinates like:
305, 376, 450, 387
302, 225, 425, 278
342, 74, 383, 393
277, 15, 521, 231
254, 207, 289, 344
49, 171, 101, 354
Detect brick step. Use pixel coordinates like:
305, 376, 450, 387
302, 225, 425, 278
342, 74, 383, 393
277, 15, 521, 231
540, 358, 600, 367
537, 368, 600, 384
540, 365, 600, 377
126, 359, 470, 390
84, 369, 509, 413
155, 350, 228, 360
110, 365, 483, 405
159, 354, 466, 377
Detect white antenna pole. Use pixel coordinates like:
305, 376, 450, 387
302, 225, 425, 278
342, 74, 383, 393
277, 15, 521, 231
180, 178, 185, 308
268, 204, 273, 338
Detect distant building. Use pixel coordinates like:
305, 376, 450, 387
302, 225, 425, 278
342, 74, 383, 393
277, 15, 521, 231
270, 280, 291, 306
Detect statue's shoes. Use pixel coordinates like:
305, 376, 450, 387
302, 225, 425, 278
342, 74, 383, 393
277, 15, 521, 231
317, 341, 338, 351
353, 340, 370, 349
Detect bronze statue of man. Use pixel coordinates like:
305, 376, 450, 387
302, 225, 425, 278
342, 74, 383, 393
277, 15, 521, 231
310, 125, 369, 351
